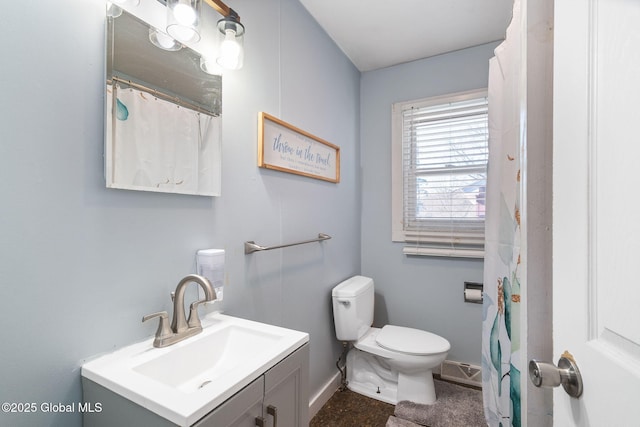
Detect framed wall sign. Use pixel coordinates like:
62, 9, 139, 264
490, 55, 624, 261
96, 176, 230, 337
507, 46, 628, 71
258, 112, 340, 183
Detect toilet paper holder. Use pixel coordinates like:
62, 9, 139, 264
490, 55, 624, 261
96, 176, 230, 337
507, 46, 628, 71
464, 282, 483, 304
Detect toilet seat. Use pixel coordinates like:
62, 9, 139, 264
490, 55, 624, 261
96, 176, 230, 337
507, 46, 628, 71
376, 325, 450, 355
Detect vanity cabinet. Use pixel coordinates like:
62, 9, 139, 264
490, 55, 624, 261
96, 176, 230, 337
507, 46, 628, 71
194, 376, 264, 427
195, 343, 309, 427
83, 343, 309, 427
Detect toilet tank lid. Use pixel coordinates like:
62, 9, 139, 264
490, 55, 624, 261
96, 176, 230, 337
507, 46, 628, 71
332, 276, 373, 298
376, 325, 451, 355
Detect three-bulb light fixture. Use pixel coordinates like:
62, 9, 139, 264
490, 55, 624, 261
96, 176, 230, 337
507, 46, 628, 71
109, 0, 245, 72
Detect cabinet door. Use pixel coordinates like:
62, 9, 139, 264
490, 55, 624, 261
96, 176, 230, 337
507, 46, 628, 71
263, 345, 309, 427
195, 376, 264, 427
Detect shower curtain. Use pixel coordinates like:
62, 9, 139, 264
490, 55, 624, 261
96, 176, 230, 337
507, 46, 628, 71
106, 84, 221, 196
482, 0, 522, 425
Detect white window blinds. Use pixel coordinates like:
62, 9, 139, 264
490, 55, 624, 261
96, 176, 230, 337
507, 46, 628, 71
392, 90, 488, 258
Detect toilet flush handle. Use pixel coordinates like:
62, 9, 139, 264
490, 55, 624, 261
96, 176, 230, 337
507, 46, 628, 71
336, 299, 351, 307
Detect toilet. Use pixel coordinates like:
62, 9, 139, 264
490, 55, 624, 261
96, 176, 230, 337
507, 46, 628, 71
332, 276, 450, 405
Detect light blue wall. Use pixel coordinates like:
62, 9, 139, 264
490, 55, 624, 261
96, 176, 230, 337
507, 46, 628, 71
360, 42, 501, 366
0, 1, 359, 426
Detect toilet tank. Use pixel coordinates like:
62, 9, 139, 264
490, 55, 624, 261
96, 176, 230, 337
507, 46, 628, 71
332, 276, 374, 341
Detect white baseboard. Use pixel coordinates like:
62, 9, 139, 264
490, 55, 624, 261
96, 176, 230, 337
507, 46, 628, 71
309, 372, 341, 420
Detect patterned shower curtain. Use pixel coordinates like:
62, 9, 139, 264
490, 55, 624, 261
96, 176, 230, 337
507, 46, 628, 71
481, 0, 522, 425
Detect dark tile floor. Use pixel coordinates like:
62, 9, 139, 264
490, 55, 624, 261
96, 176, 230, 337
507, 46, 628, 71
310, 389, 395, 427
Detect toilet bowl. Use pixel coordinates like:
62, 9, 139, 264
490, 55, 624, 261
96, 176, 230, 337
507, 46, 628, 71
332, 276, 450, 404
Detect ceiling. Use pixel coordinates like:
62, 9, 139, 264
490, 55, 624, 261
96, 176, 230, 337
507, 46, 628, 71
299, 0, 514, 72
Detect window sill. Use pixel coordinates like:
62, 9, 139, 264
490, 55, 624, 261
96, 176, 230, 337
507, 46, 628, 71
402, 245, 484, 259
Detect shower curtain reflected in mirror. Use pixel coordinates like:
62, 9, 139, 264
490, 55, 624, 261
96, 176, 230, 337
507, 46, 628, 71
482, 0, 522, 425
106, 83, 221, 196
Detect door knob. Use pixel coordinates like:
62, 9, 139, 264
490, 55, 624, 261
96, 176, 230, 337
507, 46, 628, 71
528, 351, 583, 398
529, 351, 582, 397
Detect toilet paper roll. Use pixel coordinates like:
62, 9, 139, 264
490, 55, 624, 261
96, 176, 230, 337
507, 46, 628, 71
464, 288, 483, 303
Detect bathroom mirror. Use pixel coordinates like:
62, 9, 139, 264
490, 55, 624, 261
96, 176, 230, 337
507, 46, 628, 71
106, 8, 222, 196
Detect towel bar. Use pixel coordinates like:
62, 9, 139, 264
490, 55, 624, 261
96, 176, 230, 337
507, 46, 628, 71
244, 233, 331, 254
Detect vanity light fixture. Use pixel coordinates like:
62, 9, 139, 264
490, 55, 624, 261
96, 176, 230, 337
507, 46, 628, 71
201, 0, 245, 71
146, 0, 245, 72
199, 56, 222, 75
149, 28, 182, 51
167, 0, 202, 43
216, 14, 244, 70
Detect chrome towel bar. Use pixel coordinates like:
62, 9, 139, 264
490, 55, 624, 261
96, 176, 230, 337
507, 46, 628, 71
244, 233, 331, 254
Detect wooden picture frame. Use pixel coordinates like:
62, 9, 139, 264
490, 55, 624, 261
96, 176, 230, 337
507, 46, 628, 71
258, 112, 340, 183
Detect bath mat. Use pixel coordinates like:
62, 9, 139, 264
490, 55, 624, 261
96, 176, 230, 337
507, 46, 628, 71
386, 415, 424, 427
393, 380, 484, 427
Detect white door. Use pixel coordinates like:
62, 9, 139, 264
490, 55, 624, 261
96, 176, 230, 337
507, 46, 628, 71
553, 0, 640, 425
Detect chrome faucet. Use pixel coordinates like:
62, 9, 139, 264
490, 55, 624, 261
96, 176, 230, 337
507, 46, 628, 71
142, 274, 216, 348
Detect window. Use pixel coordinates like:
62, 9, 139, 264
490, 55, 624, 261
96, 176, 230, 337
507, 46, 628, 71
391, 89, 488, 258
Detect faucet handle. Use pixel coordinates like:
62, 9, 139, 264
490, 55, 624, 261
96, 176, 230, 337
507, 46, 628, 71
187, 300, 208, 330
142, 311, 173, 347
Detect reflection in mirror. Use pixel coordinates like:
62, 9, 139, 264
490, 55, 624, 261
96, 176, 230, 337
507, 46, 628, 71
106, 9, 222, 196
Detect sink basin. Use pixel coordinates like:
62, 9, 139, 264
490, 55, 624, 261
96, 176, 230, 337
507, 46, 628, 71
82, 313, 308, 426
133, 324, 283, 393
